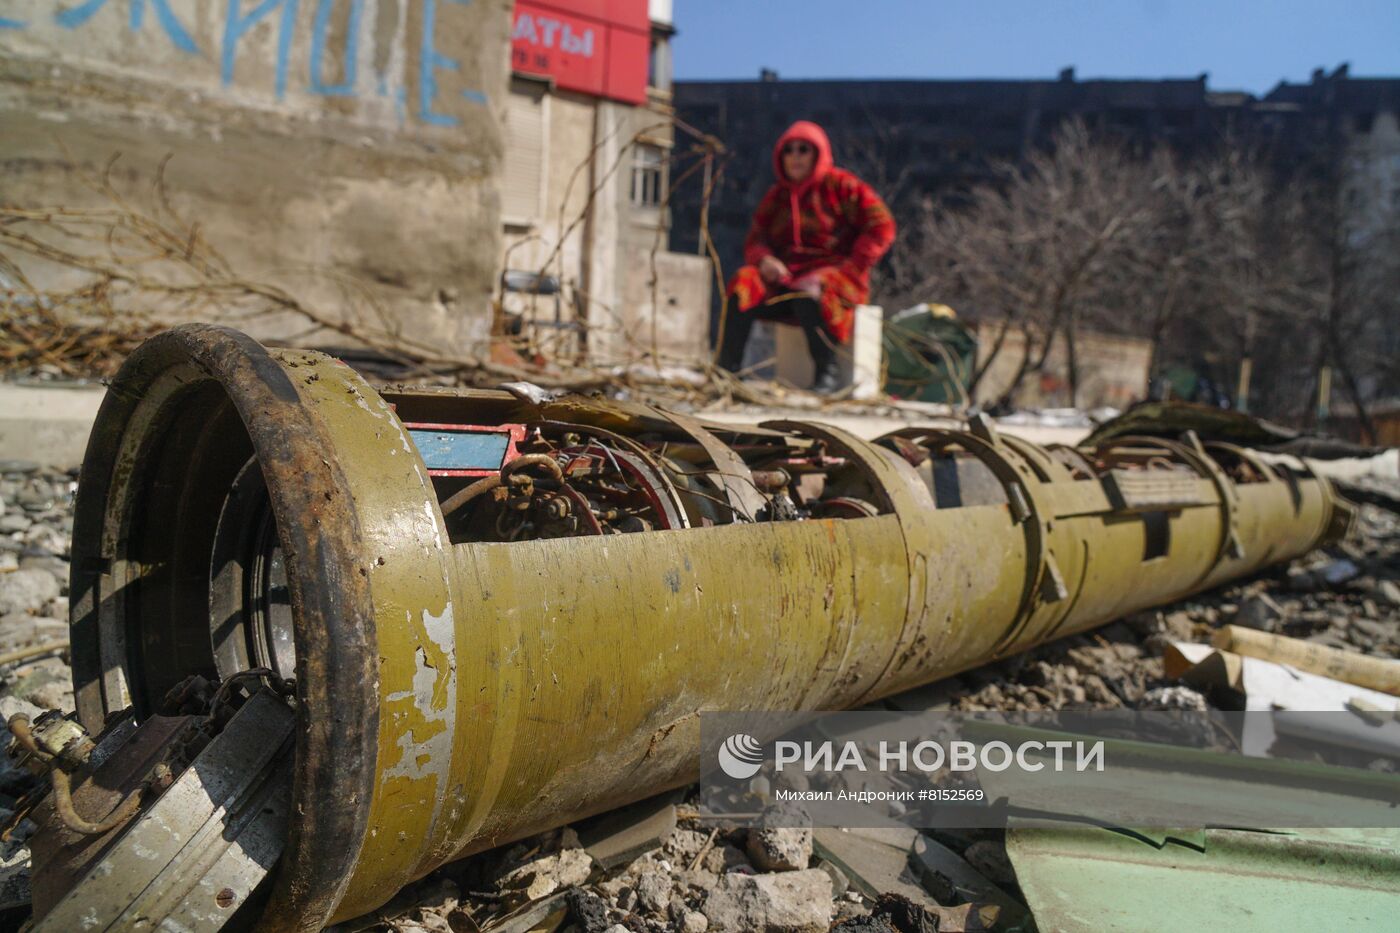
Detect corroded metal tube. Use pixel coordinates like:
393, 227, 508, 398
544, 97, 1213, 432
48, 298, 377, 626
66, 327, 1352, 929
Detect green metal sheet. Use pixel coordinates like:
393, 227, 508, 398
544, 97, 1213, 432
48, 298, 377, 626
1006, 825, 1400, 932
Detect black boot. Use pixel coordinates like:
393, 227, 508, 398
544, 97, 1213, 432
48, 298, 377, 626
716, 298, 756, 373
811, 347, 842, 394
791, 298, 842, 394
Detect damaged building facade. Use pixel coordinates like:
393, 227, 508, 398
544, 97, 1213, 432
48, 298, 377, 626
498, 0, 711, 369
671, 66, 1400, 411
672, 65, 1400, 273
0, 0, 709, 366
0, 0, 513, 356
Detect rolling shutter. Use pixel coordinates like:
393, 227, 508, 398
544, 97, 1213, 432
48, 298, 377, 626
503, 77, 548, 225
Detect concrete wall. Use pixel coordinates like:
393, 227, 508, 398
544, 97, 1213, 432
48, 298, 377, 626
1, 0, 511, 357
1345, 110, 1400, 242
618, 246, 711, 364
975, 325, 1151, 411
1343, 109, 1400, 393
0, 383, 106, 467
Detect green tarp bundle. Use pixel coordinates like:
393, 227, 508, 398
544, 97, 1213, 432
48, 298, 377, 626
881, 304, 978, 405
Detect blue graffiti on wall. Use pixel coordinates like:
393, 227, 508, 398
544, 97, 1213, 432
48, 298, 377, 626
308, 0, 361, 96
222, 0, 299, 99
419, 0, 483, 125
8, 1, 486, 120
55, 0, 197, 51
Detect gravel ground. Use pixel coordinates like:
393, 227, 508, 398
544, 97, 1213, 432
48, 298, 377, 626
0, 459, 77, 917
0, 459, 1395, 931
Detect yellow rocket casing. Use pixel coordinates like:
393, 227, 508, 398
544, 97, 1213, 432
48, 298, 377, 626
66, 328, 1351, 929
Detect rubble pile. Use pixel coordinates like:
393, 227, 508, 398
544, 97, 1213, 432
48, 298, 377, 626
0, 455, 1395, 930
326, 788, 1036, 931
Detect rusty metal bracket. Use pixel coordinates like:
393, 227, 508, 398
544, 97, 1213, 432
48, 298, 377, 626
877, 424, 1067, 657
1117, 433, 1246, 566
655, 410, 769, 522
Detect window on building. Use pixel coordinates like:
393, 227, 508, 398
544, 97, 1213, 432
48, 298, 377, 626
502, 77, 548, 226
648, 30, 672, 94
631, 144, 666, 208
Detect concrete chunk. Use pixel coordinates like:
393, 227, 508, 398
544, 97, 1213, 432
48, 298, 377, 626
701, 869, 833, 933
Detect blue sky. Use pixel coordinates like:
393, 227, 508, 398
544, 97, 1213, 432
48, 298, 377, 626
672, 0, 1400, 94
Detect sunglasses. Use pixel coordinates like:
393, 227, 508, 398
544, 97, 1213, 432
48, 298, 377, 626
782, 142, 814, 156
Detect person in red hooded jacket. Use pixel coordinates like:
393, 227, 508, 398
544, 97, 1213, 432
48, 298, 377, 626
717, 120, 896, 393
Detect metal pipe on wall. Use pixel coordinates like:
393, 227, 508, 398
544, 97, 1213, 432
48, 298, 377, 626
59, 326, 1351, 929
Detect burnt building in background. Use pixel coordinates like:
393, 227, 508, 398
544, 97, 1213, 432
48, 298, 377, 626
670, 68, 1226, 286
667, 65, 1399, 424
1253, 65, 1400, 163
669, 64, 1399, 309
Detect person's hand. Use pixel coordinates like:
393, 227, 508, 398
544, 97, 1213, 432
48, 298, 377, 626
790, 274, 822, 300
758, 254, 790, 285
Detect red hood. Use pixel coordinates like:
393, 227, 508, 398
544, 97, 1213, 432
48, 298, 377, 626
772, 121, 833, 192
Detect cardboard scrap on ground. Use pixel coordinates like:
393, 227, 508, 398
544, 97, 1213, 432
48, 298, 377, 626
1164, 640, 1400, 756
1165, 641, 1399, 712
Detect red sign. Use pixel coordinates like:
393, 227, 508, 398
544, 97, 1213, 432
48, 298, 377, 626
511, 0, 649, 105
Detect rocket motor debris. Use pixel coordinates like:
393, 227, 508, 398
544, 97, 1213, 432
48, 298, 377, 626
29, 326, 1350, 929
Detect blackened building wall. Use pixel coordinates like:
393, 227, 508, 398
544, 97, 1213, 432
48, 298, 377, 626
669, 66, 1399, 323
670, 68, 1226, 291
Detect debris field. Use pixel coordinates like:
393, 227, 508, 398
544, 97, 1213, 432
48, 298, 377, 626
1, 456, 1395, 932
